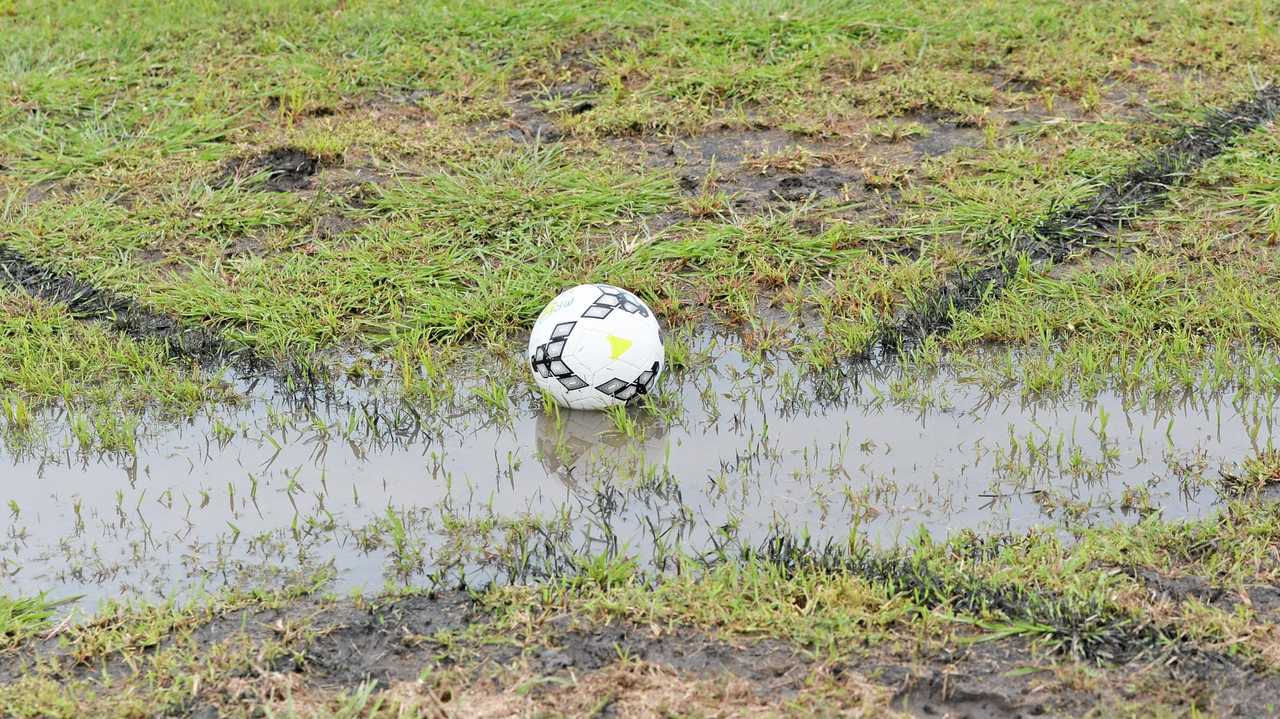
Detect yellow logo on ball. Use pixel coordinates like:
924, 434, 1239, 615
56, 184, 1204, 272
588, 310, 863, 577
607, 335, 632, 360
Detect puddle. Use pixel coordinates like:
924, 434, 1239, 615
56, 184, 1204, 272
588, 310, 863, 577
1, 335, 1275, 607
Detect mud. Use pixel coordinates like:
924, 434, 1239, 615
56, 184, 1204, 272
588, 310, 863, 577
500, 79, 603, 144
21, 178, 78, 205
878, 83, 1280, 354
296, 592, 491, 686
884, 636, 1280, 718
1128, 567, 1280, 620
1159, 648, 1280, 717
888, 641, 1054, 719
212, 147, 322, 192
528, 622, 806, 694
310, 213, 361, 242
9, 592, 1280, 717
502, 99, 565, 144
909, 119, 985, 158
612, 127, 868, 230
299, 607, 808, 697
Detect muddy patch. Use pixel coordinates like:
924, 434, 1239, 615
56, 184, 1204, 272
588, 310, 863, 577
213, 147, 321, 192
617, 127, 867, 225
495, 80, 600, 144
21, 178, 79, 206
310, 213, 361, 243
894, 682, 1028, 719
911, 120, 985, 157
527, 621, 807, 695
1159, 648, 1280, 717
294, 594, 808, 695
298, 592, 489, 686
1128, 568, 1231, 606
1128, 567, 1280, 620
880, 633, 1280, 718
316, 165, 388, 195
885, 641, 1058, 719
502, 100, 565, 144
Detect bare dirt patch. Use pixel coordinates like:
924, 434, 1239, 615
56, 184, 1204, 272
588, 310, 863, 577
295, 592, 486, 686
1127, 567, 1280, 621
498, 80, 600, 144
524, 619, 809, 694
8, 589, 1280, 717
883, 641, 1060, 719
20, 179, 79, 206
213, 147, 322, 192
626, 127, 861, 214
910, 119, 985, 157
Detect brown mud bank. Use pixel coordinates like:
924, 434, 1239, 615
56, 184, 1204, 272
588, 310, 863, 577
4, 589, 1278, 717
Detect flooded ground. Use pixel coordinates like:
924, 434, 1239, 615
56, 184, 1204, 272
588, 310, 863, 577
2, 335, 1274, 608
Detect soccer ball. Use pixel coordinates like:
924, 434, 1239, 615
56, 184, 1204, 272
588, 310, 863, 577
528, 284, 664, 410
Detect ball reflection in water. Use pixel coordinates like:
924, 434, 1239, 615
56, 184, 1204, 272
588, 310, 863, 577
533, 408, 670, 488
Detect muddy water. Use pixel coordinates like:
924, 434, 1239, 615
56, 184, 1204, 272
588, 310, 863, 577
1, 336, 1274, 606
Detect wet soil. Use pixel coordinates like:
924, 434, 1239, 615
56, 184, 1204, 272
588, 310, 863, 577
1127, 567, 1280, 621
262, 593, 809, 695
497, 82, 598, 144
212, 147, 321, 192
885, 641, 1058, 719
295, 592, 492, 686
21, 178, 79, 206
524, 621, 807, 695
8, 592, 1280, 717
885, 638, 1280, 718
909, 119, 985, 158
603, 125, 874, 236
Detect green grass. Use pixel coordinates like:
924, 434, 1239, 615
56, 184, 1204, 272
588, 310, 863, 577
0, 594, 68, 650
944, 127, 1280, 398
0, 289, 230, 418
490, 497, 1280, 667
4, 0, 1274, 183
1, 0, 1277, 399
3, 4, 1280, 715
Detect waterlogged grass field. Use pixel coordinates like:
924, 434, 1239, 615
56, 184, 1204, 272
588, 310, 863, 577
3, 0, 1280, 716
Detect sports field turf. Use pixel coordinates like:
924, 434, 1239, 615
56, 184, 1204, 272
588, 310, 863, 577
2, 0, 1280, 715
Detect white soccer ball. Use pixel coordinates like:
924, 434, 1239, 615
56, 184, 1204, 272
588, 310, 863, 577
528, 284, 664, 410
